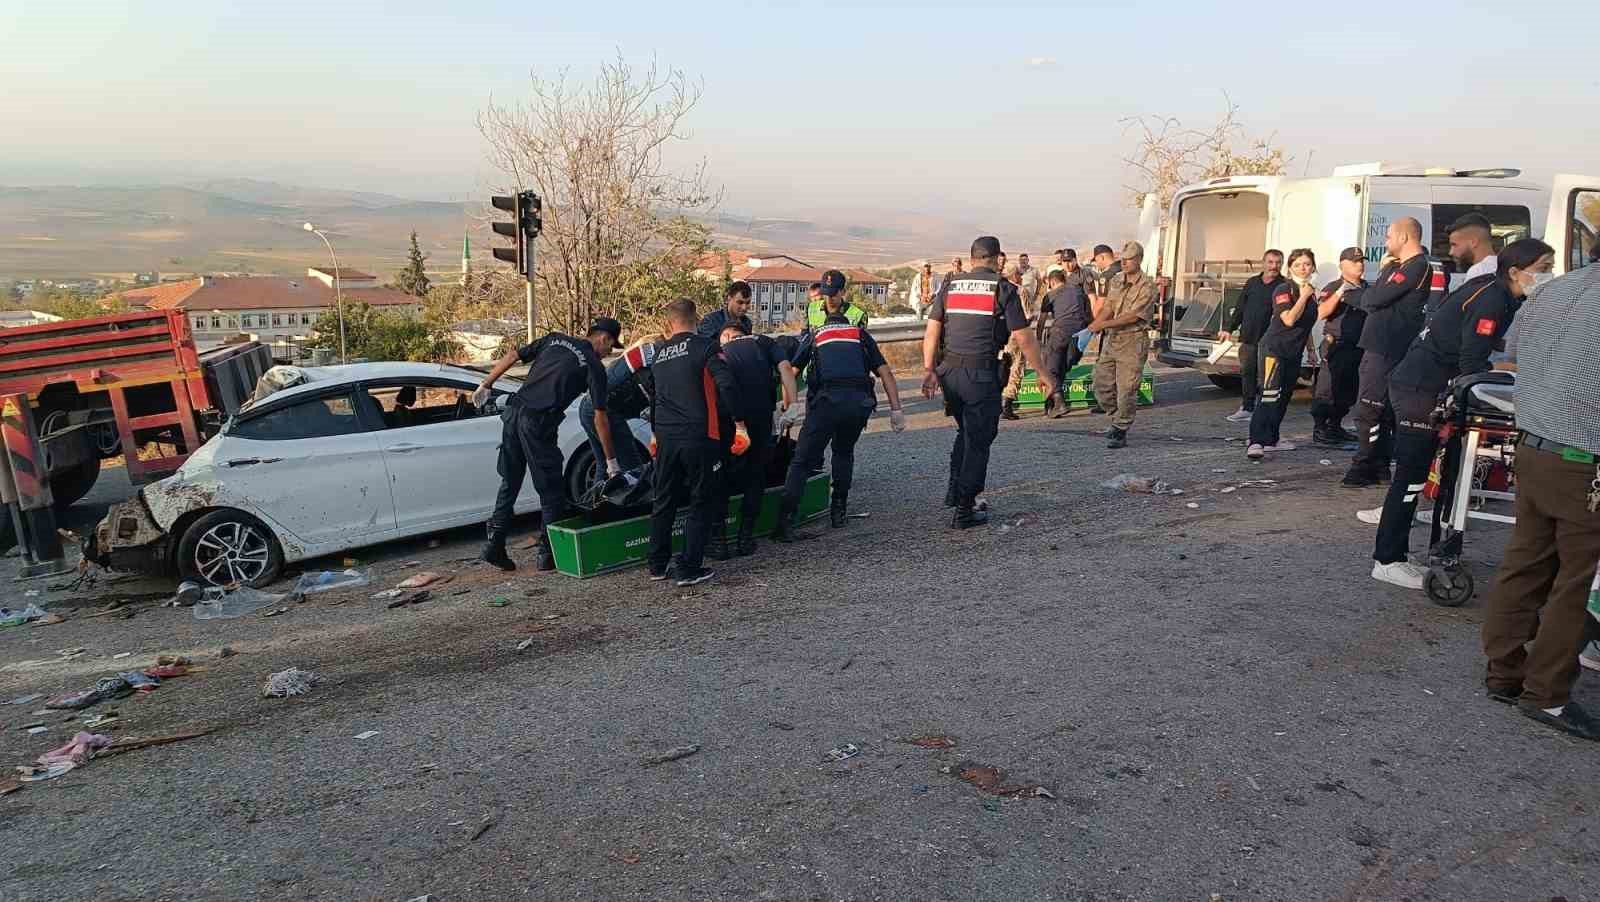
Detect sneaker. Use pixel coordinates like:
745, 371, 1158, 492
1246, 443, 1265, 460
1486, 683, 1524, 705
1225, 407, 1251, 423
1356, 507, 1383, 525
1371, 560, 1427, 590
1517, 700, 1600, 741
647, 562, 672, 581
951, 507, 992, 530
1342, 468, 1380, 488
673, 566, 716, 587
1581, 641, 1600, 673
1265, 440, 1296, 452
1106, 428, 1127, 449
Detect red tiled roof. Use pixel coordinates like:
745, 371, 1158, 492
844, 268, 892, 285
124, 276, 418, 312
115, 278, 206, 311
730, 264, 891, 287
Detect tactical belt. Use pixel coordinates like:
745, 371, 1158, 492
942, 352, 999, 369
1522, 432, 1597, 464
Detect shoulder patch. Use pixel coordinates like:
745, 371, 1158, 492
1389, 272, 1407, 284
1474, 317, 1497, 336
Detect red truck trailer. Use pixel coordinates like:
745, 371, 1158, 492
0, 309, 271, 511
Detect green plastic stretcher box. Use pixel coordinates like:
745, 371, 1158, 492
545, 472, 831, 578
1014, 363, 1155, 410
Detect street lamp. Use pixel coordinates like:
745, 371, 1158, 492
303, 222, 347, 364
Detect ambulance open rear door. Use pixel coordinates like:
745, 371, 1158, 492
1545, 174, 1600, 275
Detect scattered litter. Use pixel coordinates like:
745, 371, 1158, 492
46, 676, 131, 710
194, 586, 288, 620
169, 581, 205, 607
354, 730, 380, 741
823, 743, 860, 763
768, 721, 795, 731
82, 713, 118, 729
261, 606, 289, 617
218, 646, 237, 658
399, 559, 422, 568
36, 731, 112, 771
450, 587, 471, 597
997, 517, 1028, 534
1220, 486, 1237, 494
847, 512, 870, 519
396, 571, 450, 590
0, 779, 20, 795
0, 604, 48, 628
1245, 775, 1262, 791
1186, 502, 1200, 509
943, 760, 1055, 799
1102, 474, 1170, 494
1212, 468, 1228, 473
293, 568, 371, 595
470, 818, 497, 841
540, 613, 562, 621
26, 725, 49, 735
1422, 688, 1435, 696
1170, 489, 1185, 495
95, 727, 213, 758
1319, 459, 1333, 466
406, 896, 436, 902
262, 667, 320, 698
903, 734, 957, 749
119, 671, 159, 691
7, 693, 44, 706
485, 597, 512, 608
515, 637, 536, 652
372, 588, 405, 600
32, 613, 66, 626
386, 589, 431, 609
112, 652, 132, 660
641, 744, 701, 767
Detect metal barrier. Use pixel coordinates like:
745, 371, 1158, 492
1, 392, 70, 577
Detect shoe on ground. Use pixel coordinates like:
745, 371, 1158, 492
1106, 428, 1127, 449
673, 566, 716, 587
1089, 405, 1105, 415
1581, 641, 1600, 673
1356, 506, 1383, 525
480, 544, 516, 572
1371, 559, 1427, 590
1342, 468, 1380, 488
1225, 407, 1251, 423
1486, 683, 1524, 705
1246, 443, 1265, 461
1313, 426, 1337, 445
1001, 401, 1020, 421
1050, 395, 1071, 419
648, 561, 672, 581
1265, 440, 1296, 452
533, 545, 556, 572
735, 537, 757, 557
1327, 425, 1356, 443
829, 506, 847, 529
951, 507, 991, 530
1517, 700, 1600, 741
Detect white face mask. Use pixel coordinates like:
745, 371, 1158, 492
1518, 271, 1555, 295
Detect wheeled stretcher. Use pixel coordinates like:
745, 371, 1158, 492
1420, 371, 1518, 606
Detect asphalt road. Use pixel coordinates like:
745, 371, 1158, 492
3, 366, 1597, 902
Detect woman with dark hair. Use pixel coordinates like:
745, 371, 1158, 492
1366, 236, 1555, 589
1247, 248, 1319, 460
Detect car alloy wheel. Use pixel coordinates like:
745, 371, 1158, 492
192, 519, 273, 586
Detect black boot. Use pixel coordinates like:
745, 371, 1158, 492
829, 497, 847, 529
1042, 393, 1055, 417
533, 532, 556, 572
1050, 391, 1071, 419
772, 505, 800, 543
1327, 423, 1355, 444
943, 480, 958, 507
951, 502, 992, 530
1312, 418, 1337, 446
1106, 427, 1127, 449
1001, 399, 1020, 420
735, 521, 757, 557
480, 525, 516, 572
709, 531, 732, 561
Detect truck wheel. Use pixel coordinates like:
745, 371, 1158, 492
565, 445, 597, 508
176, 509, 284, 588
1207, 374, 1243, 393
50, 459, 102, 511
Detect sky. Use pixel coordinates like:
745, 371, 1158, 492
4, 0, 1596, 235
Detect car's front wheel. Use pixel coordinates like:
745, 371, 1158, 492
177, 509, 284, 588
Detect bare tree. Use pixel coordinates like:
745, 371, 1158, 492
1121, 96, 1289, 226
477, 54, 721, 334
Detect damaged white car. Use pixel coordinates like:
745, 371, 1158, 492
87, 362, 649, 587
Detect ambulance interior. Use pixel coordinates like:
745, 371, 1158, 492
1169, 191, 1271, 339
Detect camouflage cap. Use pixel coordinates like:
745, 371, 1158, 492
1120, 241, 1145, 259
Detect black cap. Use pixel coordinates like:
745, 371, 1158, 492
1061, 248, 1077, 260
589, 317, 622, 342
819, 269, 847, 297
1338, 246, 1364, 263
1092, 244, 1114, 257
971, 236, 1002, 259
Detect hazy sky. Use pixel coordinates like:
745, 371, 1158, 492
5, 0, 1596, 233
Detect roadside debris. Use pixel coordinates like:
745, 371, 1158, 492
0, 604, 48, 627
485, 596, 512, 607
167, 581, 205, 607
262, 667, 320, 698
194, 586, 289, 620
902, 734, 957, 749
1103, 474, 1171, 494
293, 568, 371, 595
823, 743, 861, 763
396, 571, 450, 590
942, 760, 1056, 799
641, 744, 701, 767
15, 731, 114, 781
470, 818, 497, 841
515, 637, 536, 652
385, 589, 431, 609
47, 676, 131, 710
1186, 502, 1201, 509
354, 730, 380, 741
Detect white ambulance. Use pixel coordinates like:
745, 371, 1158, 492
1151, 164, 1599, 390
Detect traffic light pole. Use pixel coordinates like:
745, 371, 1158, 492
525, 233, 537, 344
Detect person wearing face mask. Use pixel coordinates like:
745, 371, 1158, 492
1310, 247, 1370, 444
1363, 238, 1554, 589
1246, 249, 1319, 460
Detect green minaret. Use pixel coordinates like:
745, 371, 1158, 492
460, 231, 471, 285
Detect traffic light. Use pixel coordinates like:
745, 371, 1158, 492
491, 190, 542, 278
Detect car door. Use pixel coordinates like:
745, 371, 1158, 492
1544, 174, 1600, 275
218, 387, 398, 550
358, 378, 526, 534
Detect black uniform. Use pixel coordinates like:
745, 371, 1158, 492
1373, 275, 1517, 564
1248, 280, 1318, 448
719, 332, 789, 538
928, 267, 1029, 509
647, 331, 738, 575
1348, 254, 1446, 481
491, 333, 607, 540
578, 341, 657, 478
1310, 278, 1368, 433
1041, 277, 1090, 392
780, 318, 885, 520
695, 308, 754, 340
1225, 273, 1285, 411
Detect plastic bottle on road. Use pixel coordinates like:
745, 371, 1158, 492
192, 586, 285, 620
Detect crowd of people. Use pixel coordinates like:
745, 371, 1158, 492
469, 225, 1600, 742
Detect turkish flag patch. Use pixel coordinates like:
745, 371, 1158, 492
1389, 272, 1407, 284
1475, 317, 1497, 336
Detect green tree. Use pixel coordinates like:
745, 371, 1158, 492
28, 287, 128, 321
395, 230, 431, 297
308, 302, 461, 363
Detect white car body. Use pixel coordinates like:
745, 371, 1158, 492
96, 361, 650, 578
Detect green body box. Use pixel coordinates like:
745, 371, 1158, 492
1014, 363, 1155, 410
546, 472, 831, 578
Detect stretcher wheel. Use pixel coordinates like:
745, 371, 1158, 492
1425, 565, 1474, 607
